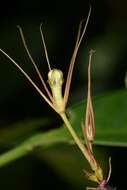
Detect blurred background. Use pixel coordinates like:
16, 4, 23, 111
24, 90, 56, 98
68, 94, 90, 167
0, 0, 127, 189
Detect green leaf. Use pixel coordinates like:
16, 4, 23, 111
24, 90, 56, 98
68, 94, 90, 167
0, 117, 52, 147
0, 89, 127, 167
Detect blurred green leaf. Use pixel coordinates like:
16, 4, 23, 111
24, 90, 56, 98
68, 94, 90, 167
0, 89, 127, 167
0, 118, 52, 147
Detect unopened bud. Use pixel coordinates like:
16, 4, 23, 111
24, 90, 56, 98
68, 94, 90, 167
84, 50, 95, 145
85, 98, 95, 142
85, 170, 99, 183
48, 69, 63, 87
48, 69, 64, 113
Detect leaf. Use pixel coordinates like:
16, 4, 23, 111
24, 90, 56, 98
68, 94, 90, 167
0, 117, 52, 147
0, 89, 127, 167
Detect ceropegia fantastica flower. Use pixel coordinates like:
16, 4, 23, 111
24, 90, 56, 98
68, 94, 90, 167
0, 7, 91, 114
0, 7, 113, 190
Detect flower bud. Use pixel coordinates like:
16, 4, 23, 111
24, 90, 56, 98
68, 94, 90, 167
48, 69, 64, 113
48, 69, 63, 87
85, 97, 95, 142
84, 50, 95, 147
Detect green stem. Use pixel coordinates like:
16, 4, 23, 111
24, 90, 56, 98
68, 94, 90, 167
0, 145, 27, 167
60, 112, 92, 165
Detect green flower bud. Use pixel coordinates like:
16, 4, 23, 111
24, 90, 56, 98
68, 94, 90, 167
48, 69, 64, 113
48, 69, 63, 87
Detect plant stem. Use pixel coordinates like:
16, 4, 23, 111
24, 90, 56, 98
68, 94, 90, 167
60, 112, 91, 164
